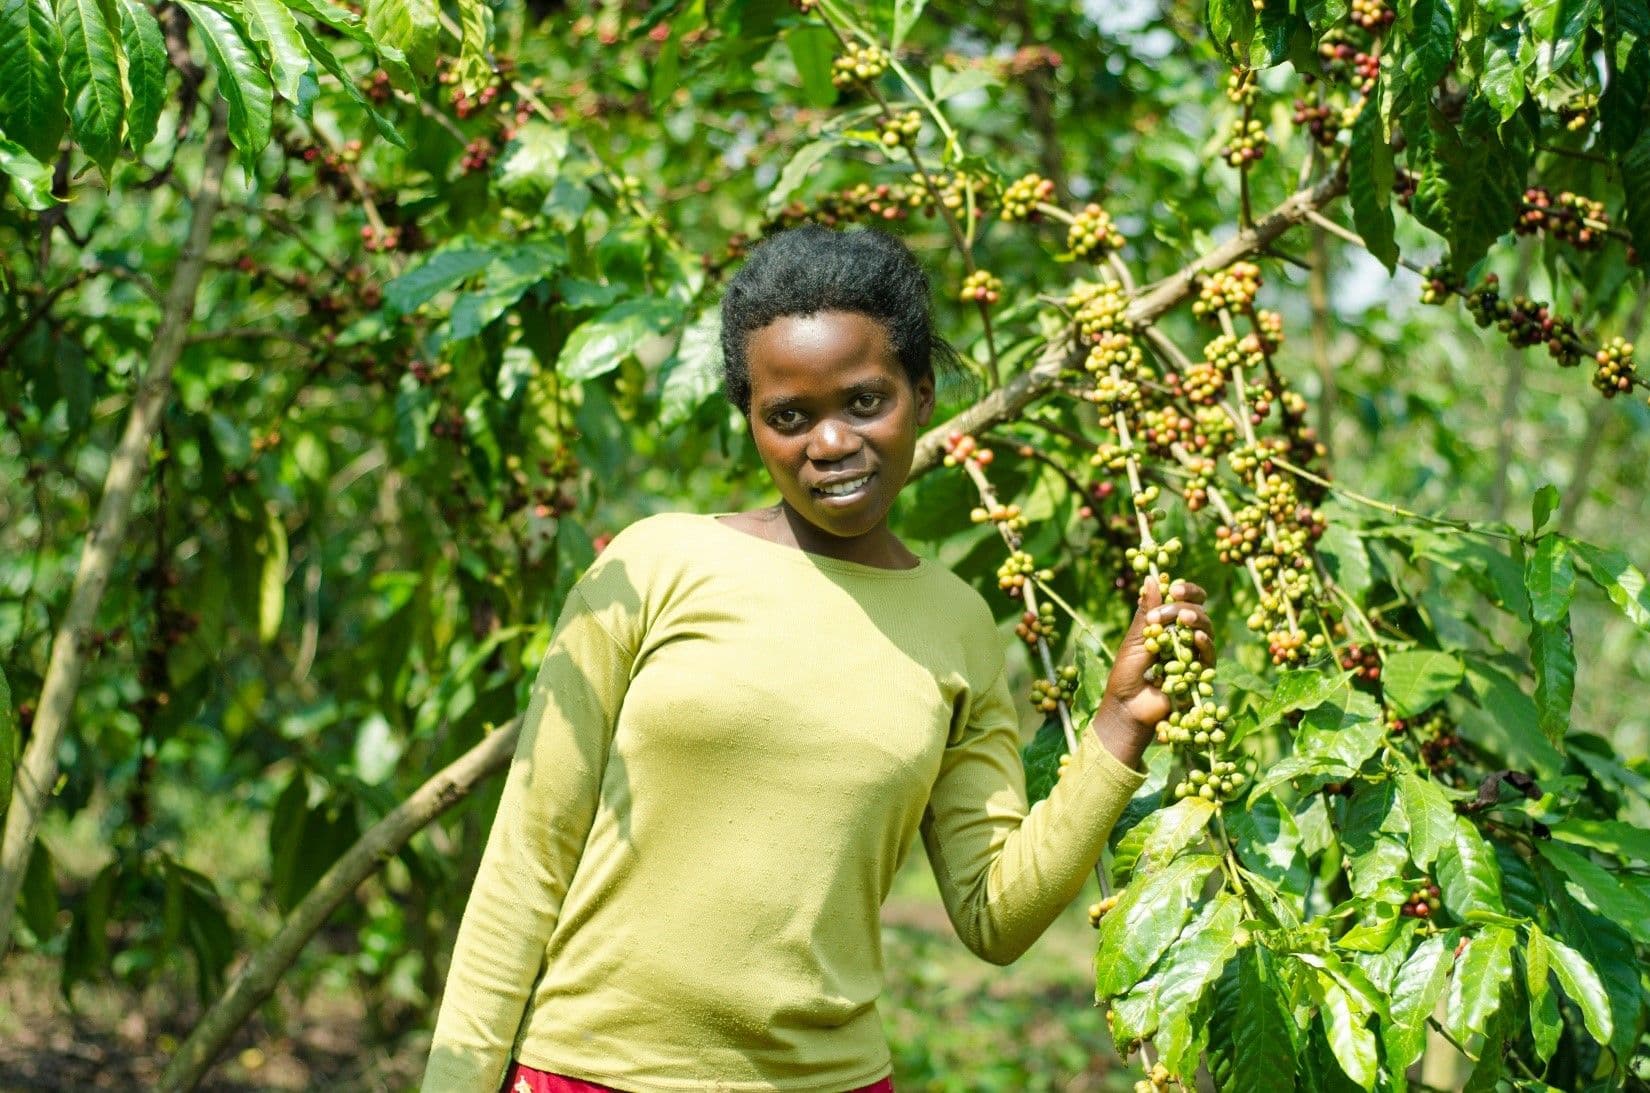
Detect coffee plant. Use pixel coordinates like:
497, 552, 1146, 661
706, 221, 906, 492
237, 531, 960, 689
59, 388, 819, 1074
3, 0, 1650, 1089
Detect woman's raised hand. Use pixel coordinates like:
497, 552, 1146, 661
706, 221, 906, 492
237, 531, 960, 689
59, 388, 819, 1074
1090, 576, 1215, 768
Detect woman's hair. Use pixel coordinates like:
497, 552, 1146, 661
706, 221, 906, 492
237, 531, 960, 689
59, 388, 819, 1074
718, 225, 961, 414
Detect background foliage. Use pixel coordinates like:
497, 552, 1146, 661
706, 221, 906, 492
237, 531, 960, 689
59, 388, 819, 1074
3, 0, 1650, 1088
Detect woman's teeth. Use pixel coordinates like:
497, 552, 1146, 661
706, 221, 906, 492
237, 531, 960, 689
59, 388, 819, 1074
817, 474, 872, 497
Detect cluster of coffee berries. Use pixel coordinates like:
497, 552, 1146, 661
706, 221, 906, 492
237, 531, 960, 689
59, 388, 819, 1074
999, 173, 1056, 221
1593, 337, 1637, 398
970, 500, 1025, 530
1089, 372, 1143, 410
1516, 187, 1610, 251
1350, 0, 1395, 29
1340, 642, 1382, 682
1175, 760, 1245, 801
1193, 262, 1262, 318
1154, 701, 1230, 746
1464, 275, 1586, 367
959, 269, 1003, 306
878, 109, 922, 148
1292, 98, 1345, 146
1214, 509, 1265, 564
1029, 666, 1078, 713
1222, 118, 1268, 167
1127, 538, 1183, 574
942, 430, 994, 468
1088, 894, 1120, 928
1016, 601, 1059, 645
1132, 1063, 1179, 1093
1224, 68, 1257, 106
995, 550, 1049, 596
768, 181, 916, 231
1417, 264, 1463, 306
450, 81, 502, 120
1067, 203, 1126, 259
1401, 881, 1442, 919
461, 137, 495, 173
361, 225, 401, 253
1144, 635, 1216, 701
832, 43, 890, 88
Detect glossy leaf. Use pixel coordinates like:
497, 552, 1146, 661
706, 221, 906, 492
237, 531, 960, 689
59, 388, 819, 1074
453, 0, 490, 94
559, 298, 681, 381
1526, 923, 1562, 1061
1395, 770, 1454, 869
55, 0, 124, 172
1536, 928, 1615, 1045
1445, 924, 1515, 1043
1569, 540, 1650, 635
1348, 83, 1396, 271
659, 308, 723, 428
1019, 717, 1064, 804
384, 246, 492, 316
767, 138, 833, 214
1094, 853, 1220, 999
785, 24, 836, 108
1543, 865, 1643, 1061
116, 0, 164, 156
240, 0, 311, 101
1525, 535, 1576, 624
1531, 616, 1575, 745
1549, 817, 1650, 862
365, 0, 436, 77
0, 0, 67, 161
1151, 894, 1243, 1074
1381, 649, 1463, 717
294, 19, 405, 147
1410, 99, 1532, 269
1531, 484, 1560, 535
1437, 815, 1506, 917
0, 133, 55, 208
1536, 840, 1650, 945
180, 0, 274, 165
1384, 932, 1454, 1071
1208, 943, 1297, 1090
1129, 796, 1217, 878
891, 0, 926, 49
1316, 972, 1377, 1090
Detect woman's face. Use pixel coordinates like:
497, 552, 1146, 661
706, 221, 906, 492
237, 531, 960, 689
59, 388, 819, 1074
744, 310, 935, 556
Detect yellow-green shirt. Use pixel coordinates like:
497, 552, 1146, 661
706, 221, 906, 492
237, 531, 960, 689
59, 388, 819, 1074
423, 513, 1145, 1092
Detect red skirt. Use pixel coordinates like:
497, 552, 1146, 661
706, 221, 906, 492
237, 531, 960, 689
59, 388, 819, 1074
502, 1061, 895, 1093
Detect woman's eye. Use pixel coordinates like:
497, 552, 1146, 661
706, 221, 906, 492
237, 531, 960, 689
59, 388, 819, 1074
852, 393, 884, 413
770, 410, 804, 429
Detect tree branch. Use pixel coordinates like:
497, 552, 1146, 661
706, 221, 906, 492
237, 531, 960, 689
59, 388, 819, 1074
909, 166, 1350, 477
158, 719, 521, 1091
0, 114, 233, 955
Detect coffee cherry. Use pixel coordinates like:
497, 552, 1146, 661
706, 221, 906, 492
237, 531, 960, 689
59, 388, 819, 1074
1350, 0, 1395, 28
1222, 118, 1268, 168
831, 43, 890, 88
1193, 262, 1262, 318
878, 109, 922, 148
999, 173, 1057, 221
1225, 68, 1258, 106
1088, 894, 1120, 927
959, 269, 1003, 306
1067, 203, 1125, 259
1594, 336, 1637, 398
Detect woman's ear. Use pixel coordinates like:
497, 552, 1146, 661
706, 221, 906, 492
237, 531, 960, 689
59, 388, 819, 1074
915, 373, 936, 427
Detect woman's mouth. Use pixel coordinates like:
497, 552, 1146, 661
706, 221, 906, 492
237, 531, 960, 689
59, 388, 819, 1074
812, 472, 875, 502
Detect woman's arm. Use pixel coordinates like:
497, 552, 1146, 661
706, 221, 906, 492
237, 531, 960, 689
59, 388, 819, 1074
920, 577, 1212, 965
422, 582, 638, 1092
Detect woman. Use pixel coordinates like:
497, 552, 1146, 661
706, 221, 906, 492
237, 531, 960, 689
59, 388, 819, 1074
423, 226, 1214, 1092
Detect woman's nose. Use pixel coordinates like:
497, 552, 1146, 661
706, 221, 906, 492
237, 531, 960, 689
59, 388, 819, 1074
807, 417, 861, 462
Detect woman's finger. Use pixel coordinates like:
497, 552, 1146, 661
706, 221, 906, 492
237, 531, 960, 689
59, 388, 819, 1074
1167, 580, 1207, 605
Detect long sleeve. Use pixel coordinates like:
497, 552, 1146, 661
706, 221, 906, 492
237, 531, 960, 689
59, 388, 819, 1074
919, 663, 1146, 966
423, 581, 638, 1093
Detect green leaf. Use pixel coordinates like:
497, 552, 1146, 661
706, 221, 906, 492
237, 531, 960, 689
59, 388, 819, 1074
1536, 840, 1650, 944
891, 0, 925, 48
240, 0, 310, 101
1437, 815, 1506, 917
0, 133, 55, 208
1316, 972, 1377, 1090
258, 503, 287, 644
1348, 85, 1396, 272
1207, 0, 1256, 63
1384, 933, 1455, 1071
1524, 0, 1601, 86
1401, 0, 1455, 93
0, 0, 67, 161
384, 245, 491, 316
1445, 924, 1515, 1043
1623, 128, 1650, 265
1476, 25, 1524, 120
1549, 817, 1650, 862
365, 0, 435, 77
293, 20, 404, 147
766, 137, 833, 214
1208, 944, 1297, 1089
1531, 484, 1560, 535
1020, 717, 1064, 804
1410, 99, 1531, 270
659, 308, 723, 428
1130, 797, 1217, 878
930, 63, 999, 103
1542, 864, 1644, 1061
1525, 535, 1576, 624
55, 0, 124, 172
1535, 928, 1615, 1045
1460, 658, 1565, 776
453, 0, 490, 94
445, 241, 564, 342
1530, 616, 1575, 746
558, 298, 682, 381
1395, 770, 1454, 869
180, 0, 274, 166
1381, 650, 1463, 717
1150, 894, 1243, 1074
1526, 923, 1563, 1061
1094, 854, 1220, 999
1600, 0, 1649, 151
1254, 668, 1351, 735
784, 24, 835, 108
0, 665, 13, 819
116, 0, 164, 156
1568, 540, 1650, 634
